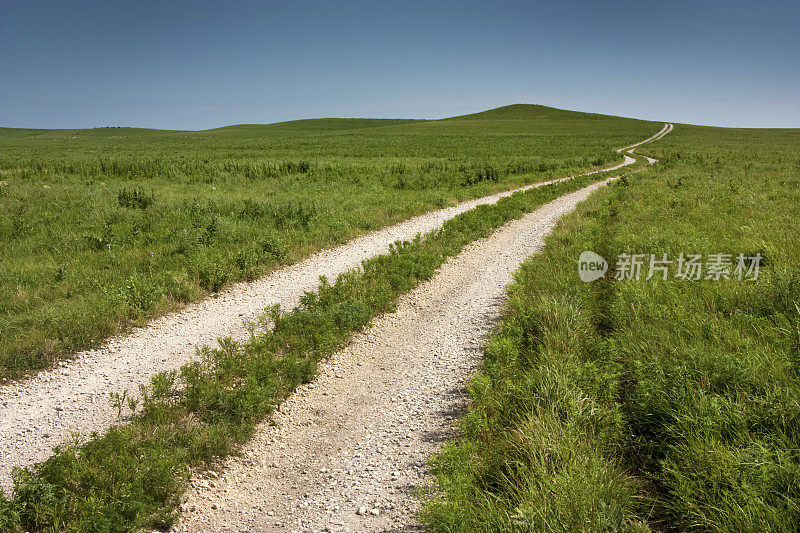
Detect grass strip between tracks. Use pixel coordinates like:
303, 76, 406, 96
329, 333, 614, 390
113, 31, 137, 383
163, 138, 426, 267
0, 168, 616, 532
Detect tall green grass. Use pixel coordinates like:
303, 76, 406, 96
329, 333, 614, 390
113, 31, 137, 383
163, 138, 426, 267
0, 105, 656, 380
421, 125, 800, 532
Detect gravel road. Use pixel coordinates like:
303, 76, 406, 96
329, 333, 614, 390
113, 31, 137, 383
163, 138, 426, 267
617, 123, 672, 153
0, 125, 669, 494
171, 179, 615, 533
0, 148, 641, 492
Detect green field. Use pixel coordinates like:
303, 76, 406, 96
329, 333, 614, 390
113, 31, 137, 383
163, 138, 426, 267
4, 105, 798, 532
421, 125, 800, 531
0, 105, 656, 380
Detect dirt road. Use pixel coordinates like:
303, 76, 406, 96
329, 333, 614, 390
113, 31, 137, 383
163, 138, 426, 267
0, 126, 668, 493
171, 179, 617, 532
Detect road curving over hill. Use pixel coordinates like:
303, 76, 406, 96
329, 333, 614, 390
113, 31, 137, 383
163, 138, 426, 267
617, 122, 672, 153
0, 125, 671, 492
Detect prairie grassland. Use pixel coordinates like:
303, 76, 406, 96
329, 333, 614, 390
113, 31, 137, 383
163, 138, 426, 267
0, 105, 655, 379
421, 125, 800, 531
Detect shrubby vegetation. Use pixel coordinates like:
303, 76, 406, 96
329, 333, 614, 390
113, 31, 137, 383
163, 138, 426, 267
421, 125, 800, 531
0, 105, 655, 379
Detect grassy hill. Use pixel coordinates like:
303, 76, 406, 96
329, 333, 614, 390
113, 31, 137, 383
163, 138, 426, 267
0, 105, 657, 379
446, 103, 612, 121
203, 117, 422, 134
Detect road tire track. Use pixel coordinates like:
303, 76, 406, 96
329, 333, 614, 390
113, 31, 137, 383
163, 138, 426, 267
172, 179, 616, 532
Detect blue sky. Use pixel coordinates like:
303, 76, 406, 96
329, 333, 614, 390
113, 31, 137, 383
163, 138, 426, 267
1, 0, 798, 129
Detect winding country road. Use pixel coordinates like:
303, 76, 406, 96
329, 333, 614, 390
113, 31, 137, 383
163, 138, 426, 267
0, 125, 671, 495
171, 128, 671, 531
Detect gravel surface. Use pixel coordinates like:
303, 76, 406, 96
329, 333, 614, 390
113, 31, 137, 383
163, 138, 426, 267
171, 179, 614, 533
618, 123, 672, 153
0, 153, 638, 492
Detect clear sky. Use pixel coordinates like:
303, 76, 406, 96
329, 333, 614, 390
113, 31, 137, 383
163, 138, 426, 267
1, 0, 798, 129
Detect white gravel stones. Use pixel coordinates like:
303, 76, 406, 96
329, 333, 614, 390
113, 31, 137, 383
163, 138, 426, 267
171, 180, 613, 532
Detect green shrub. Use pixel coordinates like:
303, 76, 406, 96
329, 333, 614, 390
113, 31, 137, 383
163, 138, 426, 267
188, 252, 231, 292
117, 186, 155, 209
116, 274, 165, 313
